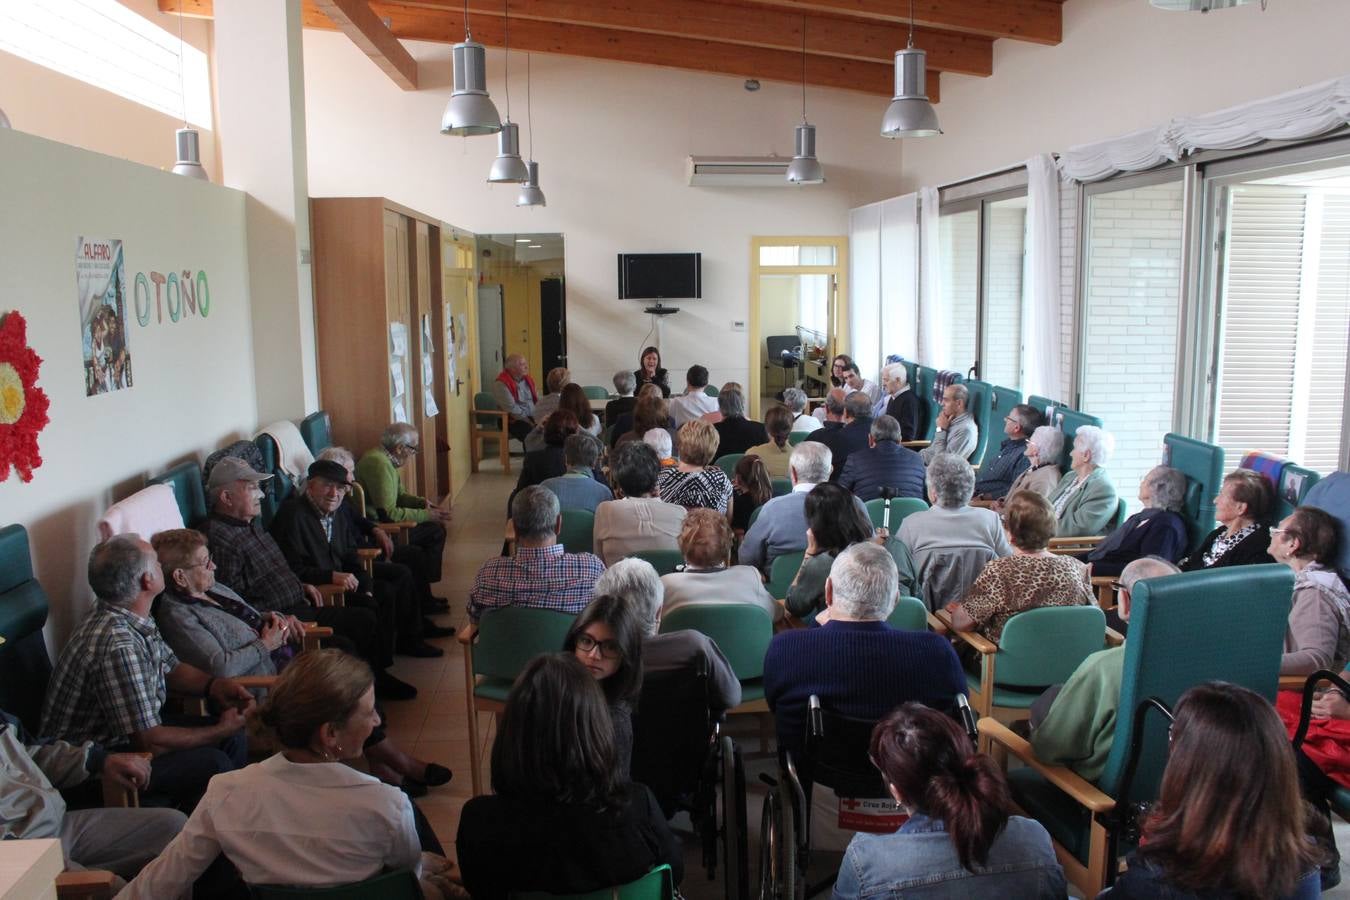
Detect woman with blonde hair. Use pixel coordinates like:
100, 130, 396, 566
119, 650, 427, 897
657, 419, 733, 513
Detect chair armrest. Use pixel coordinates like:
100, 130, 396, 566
473, 409, 510, 424
930, 608, 998, 655
356, 548, 381, 560
1047, 535, 1107, 554
457, 622, 478, 646
1279, 673, 1316, 691
56, 870, 118, 900
1104, 627, 1125, 648
303, 624, 334, 637
777, 600, 808, 631
234, 675, 279, 690
969, 499, 998, 509
900, 440, 931, 450
316, 584, 346, 607
979, 717, 1116, 813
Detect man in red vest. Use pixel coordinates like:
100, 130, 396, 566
491, 353, 538, 443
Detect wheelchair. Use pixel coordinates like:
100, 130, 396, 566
758, 694, 978, 900
631, 666, 749, 900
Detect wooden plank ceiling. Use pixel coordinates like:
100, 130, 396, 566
165, 0, 1064, 99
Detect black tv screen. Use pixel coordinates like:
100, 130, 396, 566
618, 253, 701, 300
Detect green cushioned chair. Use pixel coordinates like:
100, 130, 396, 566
746, 506, 762, 530
864, 497, 928, 531
988, 384, 1023, 421
147, 460, 208, 528
963, 379, 995, 468
1163, 433, 1225, 555
252, 433, 288, 528
962, 605, 1106, 722
463, 607, 576, 794
766, 551, 804, 602
705, 385, 720, 398
558, 509, 595, 555
787, 432, 809, 446
980, 564, 1292, 897
915, 366, 938, 441
1054, 409, 1106, 472
512, 864, 674, 900
886, 595, 928, 631
472, 391, 512, 473
1028, 395, 1070, 419
660, 602, 773, 713
252, 869, 421, 899
581, 385, 610, 401
0, 524, 52, 733
298, 410, 332, 456
770, 477, 792, 498
632, 548, 684, 576
715, 453, 745, 481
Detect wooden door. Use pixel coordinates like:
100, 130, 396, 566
442, 229, 478, 499
383, 209, 418, 494
412, 220, 443, 501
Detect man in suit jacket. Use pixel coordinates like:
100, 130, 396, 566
878, 363, 921, 442
837, 415, 926, 502
823, 392, 875, 480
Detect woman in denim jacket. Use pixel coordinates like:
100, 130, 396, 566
833, 704, 1066, 899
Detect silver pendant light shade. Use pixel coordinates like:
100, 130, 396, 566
785, 123, 825, 185
516, 160, 546, 207
1150, 0, 1255, 9
441, 40, 502, 136
171, 127, 210, 180
881, 46, 941, 138
488, 121, 529, 183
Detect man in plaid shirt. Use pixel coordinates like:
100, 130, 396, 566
468, 486, 605, 623
41, 535, 254, 810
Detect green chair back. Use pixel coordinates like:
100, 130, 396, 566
251, 869, 421, 899
714, 453, 745, 480
963, 379, 994, 468
864, 497, 928, 531
915, 366, 937, 440
1277, 463, 1320, 522
704, 385, 720, 398
770, 477, 792, 497
1008, 565, 1292, 866
1028, 395, 1070, 419
298, 410, 332, 456
985, 605, 1105, 688
746, 506, 762, 530
558, 509, 596, 555
1054, 409, 1106, 472
252, 433, 286, 527
886, 595, 928, 631
788, 432, 809, 446
767, 550, 804, 601
989, 384, 1023, 420
582, 385, 610, 400
474, 607, 577, 685
1162, 433, 1225, 555
511, 864, 674, 900
660, 604, 773, 681
147, 460, 208, 527
632, 549, 684, 576
474, 391, 503, 428
0, 524, 52, 732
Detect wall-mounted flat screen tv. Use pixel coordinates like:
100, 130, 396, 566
618, 252, 701, 300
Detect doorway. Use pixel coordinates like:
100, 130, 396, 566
476, 233, 566, 387
748, 238, 848, 419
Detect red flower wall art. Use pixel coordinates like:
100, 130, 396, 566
0, 312, 51, 482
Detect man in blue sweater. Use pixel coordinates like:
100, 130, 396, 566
764, 542, 967, 765
836, 415, 926, 502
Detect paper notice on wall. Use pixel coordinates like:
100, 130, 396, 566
389, 321, 409, 358
421, 315, 434, 353
392, 399, 408, 424
455, 314, 469, 357
390, 361, 406, 398
423, 387, 439, 418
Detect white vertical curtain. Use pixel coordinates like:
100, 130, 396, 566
917, 186, 946, 369
879, 193, 919, 365
847, 203, 882, 379
1022, 154, 1062, 401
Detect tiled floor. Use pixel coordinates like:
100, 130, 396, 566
401, 463, 1350, 898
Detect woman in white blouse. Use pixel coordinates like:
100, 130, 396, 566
118, 650, 421, 898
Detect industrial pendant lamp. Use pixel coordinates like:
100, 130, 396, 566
441, 0, 501, 136
487, 0, 528, 182
170, 2, 209, 180
785, 17, 824, 185
881, 0, 941, 139
516, 55, 545, 207
1150, 0, 1257, 9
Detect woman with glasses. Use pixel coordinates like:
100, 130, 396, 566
1104, 682, 1322, 899
833, 702, 1065, 899
456, 654, 682, 899
1268, 506, 1350, 677
1179, 468, 1275, 571
563, 594, 645, 779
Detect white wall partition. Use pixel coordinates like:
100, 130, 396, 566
878, 194, 919, 365
848, 203, 882, 378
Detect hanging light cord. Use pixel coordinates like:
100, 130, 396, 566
463, 0, 471, 40
800, 16, 807, 123
177, 0, 187, 127
907, 0, 916, 49
526, 53, 533, 160
502, 0, 510, 119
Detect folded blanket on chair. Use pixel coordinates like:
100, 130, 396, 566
257, 420, 315, 482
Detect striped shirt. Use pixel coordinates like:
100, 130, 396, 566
41, 601, 179, 746
467, 544, 605, 622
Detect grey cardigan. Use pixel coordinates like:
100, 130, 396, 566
154, 584, 276, 678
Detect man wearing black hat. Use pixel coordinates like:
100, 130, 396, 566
270, 460, 444, 659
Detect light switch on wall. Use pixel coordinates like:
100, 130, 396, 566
731, 320, 746, 331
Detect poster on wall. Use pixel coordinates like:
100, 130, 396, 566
75, 236, 132, 396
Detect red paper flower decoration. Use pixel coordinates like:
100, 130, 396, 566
0, 311, 51, 483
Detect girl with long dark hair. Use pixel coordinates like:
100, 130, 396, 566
563, 594, 646, 778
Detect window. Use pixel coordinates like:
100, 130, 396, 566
0, 0, 212, 128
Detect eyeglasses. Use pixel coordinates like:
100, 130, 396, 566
574, 633, 622, 659
404, 444, 420, 455
1268, 526, 1287, 536
187, 554, 214, 570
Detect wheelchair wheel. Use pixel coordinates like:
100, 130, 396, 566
757, 778, 798, 900
720, 735, 749, 900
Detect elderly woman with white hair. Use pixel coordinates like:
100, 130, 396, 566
593, 559, 741, 713
879, 363, 919, 441
783, 387, 822, 434
897, 453, 1013, 611
1084, 465, 1190, 577
999, 425, 1064, 508
1045, 425, 1119, 537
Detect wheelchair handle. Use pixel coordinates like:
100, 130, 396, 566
808, 695, 824, 739
956, 694, 978, 743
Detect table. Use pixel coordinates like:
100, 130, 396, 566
0, 838, 62, 900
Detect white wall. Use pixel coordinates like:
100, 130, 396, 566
300, 34, 905, 392
0, 128, 256, 648
897, 0, 1350, 191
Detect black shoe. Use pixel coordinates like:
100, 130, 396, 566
423, 596, 450, 612
400, 778, 428, 799
422, 763, 453, 787
422, 619, 456, 639
374, 671, 418, 701
397, 640, 445, 658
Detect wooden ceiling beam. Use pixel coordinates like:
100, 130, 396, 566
312, 0, 419, 89
732, 0, 1063, 45
387, 0, 992, 77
